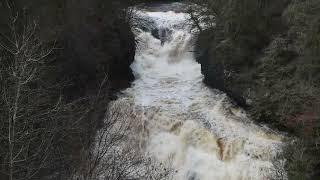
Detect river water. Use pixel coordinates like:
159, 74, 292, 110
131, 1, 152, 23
106, 8, 286, 180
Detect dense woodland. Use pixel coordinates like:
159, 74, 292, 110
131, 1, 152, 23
193, 0, 320, 179
0, 0, 319, 179
0, 0, 137, 179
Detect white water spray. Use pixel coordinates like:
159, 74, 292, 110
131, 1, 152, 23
112, 9, 286, 180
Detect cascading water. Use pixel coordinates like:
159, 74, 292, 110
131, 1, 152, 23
108, 8, 286, 180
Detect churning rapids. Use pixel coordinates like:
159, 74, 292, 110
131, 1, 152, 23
106, 9, 286, 180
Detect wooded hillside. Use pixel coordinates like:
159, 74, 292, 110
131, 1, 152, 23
194, 0, 320, 179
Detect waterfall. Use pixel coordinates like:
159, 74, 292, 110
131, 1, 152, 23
104, 9, 286, 180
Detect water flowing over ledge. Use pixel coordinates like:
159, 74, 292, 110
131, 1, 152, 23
105, 8, 287, 180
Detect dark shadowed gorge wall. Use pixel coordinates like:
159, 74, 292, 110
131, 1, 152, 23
194, 0, 320, 178
0, 0, 136, 179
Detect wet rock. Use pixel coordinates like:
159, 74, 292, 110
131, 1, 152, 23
159, 27, 173, 45
151, 27, 173, 45
170, 121, 183, 133
187, 172, 199, 180
137, 2, 189, 13
133, 13, 157, 32
151, 28, 160, 39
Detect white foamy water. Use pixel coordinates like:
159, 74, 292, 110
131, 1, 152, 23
110, 10, 286, 180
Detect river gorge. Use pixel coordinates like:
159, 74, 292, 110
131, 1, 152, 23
104, 6, 286, 180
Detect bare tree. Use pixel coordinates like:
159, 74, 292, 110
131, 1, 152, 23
0, 11, 116, 178
0, 3, 173, 180
71, 101, 174, 180
0, 7, 60, 179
